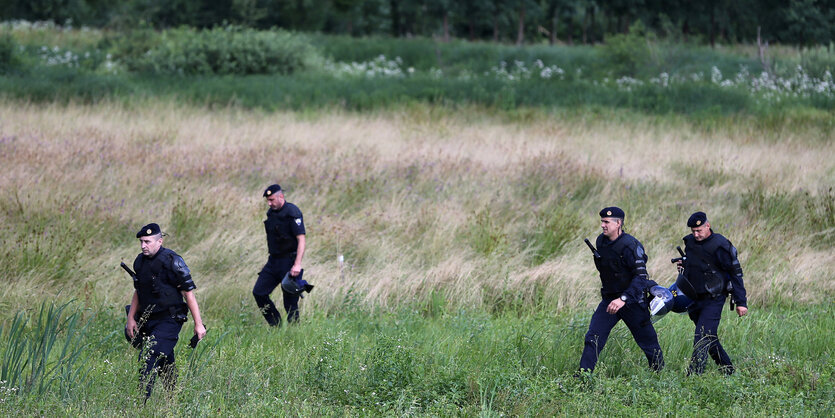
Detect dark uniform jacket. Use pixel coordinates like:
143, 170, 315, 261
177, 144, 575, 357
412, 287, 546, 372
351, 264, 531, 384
132, 247, 196, 317
594, 232, 650, 303
264, 202, 305, 257
680, 231, 747, 307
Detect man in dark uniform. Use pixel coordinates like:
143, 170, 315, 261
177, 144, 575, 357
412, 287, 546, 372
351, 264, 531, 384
126, 223, 206, 399
578, 207, 664, 373
676, 211, 748, 375
253, 184, 312, 326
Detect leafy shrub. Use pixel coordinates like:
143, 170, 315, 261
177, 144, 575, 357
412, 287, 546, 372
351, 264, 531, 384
101, 27, 160, 66
0, 32, 23, 73
600, 21, 658, 77
799, 42, 835, 78
113, 26, 323, 76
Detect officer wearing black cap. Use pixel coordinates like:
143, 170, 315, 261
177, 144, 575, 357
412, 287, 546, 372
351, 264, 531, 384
676, 211, 748, 375
578, 207, 664, 373
126, 223, 206, 399
253, 184, 312, 326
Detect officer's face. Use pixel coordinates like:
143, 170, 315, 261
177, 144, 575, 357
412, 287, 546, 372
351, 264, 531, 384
139, 235, 163, 257
691, 222, 711, 241
600, 217, 622, 239
266, 192, 285, 210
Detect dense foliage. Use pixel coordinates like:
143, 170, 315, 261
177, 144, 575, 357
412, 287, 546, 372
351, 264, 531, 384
1, 23, 834, 126
0, 0, 834, 46
107, 26, 323, 76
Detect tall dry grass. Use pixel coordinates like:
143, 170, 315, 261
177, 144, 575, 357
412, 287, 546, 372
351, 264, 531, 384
1, 100, 833, 318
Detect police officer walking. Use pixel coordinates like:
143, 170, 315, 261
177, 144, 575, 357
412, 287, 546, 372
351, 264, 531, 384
578, 207, 664, 373
676, 211, 748, 375
253, 184, 311, 326
126, 223, 206, 399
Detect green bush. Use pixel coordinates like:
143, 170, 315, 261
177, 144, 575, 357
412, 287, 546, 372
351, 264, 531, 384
113, 26, 323, 76
101, 27, 161, 67
799, 43, 835, 78
0, 32, 23, 73
600, 21, 658, 77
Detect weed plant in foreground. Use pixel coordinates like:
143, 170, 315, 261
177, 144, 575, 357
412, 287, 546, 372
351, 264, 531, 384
0, 302, 832, 416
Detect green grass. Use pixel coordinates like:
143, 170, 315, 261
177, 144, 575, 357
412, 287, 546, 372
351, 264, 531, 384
0, 301, 831, 416
309, 33, 763, 78
2, 69, 832, 117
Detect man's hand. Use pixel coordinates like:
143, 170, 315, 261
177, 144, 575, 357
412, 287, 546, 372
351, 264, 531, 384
607, 298, 626, 314
126, 318, 138, 339
736, 306, 748, 317
290, 263, 302, 277
194, 323, 207, 340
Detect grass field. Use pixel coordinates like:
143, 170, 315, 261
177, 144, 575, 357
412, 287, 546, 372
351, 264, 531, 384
0, 98, 833, 415
1, 301, 833, 415
1, 100, 833, 311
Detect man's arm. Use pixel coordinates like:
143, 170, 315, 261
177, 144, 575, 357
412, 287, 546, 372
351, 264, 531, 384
623, 243, 650, 303
291, 234, 305, 276
126, 291, 139, 338
182, 290, 207, 340
720, 244, 748, 316
608, 243, 648, 313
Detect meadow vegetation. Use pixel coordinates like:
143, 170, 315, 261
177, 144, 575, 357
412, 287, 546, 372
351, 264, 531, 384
0, 98, 833, 415
0, 22, 834, 416
1, 22, 834, 125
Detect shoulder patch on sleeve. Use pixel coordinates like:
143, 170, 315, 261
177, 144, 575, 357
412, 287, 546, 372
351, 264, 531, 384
171, 254, 191, 278
636, 245, 644, 258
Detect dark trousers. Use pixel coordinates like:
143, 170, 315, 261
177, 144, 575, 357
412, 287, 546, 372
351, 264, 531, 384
579, 299, 664, 372
133, 317, 183, 399
687, 295, 734, 375
253, 256, 300, 326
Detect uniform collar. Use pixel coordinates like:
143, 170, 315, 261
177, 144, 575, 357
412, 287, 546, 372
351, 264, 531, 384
269, 202, 288, 214
602, 231, 625, 244
143, 246, 165, 259
692, 230, 715, 244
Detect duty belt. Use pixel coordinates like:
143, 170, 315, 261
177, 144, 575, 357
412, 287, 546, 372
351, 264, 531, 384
147, 310, 175, 320
270, 252, 297, 259
601, 291, 624, 300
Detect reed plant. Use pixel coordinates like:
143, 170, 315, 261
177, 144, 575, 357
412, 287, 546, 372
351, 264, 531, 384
0, 302, 95, 398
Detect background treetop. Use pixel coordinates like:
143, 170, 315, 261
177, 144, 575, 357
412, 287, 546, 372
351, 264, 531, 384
1, 0, 833, 46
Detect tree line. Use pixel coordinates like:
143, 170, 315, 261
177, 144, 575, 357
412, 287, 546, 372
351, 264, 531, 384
2, 0, 833, 46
